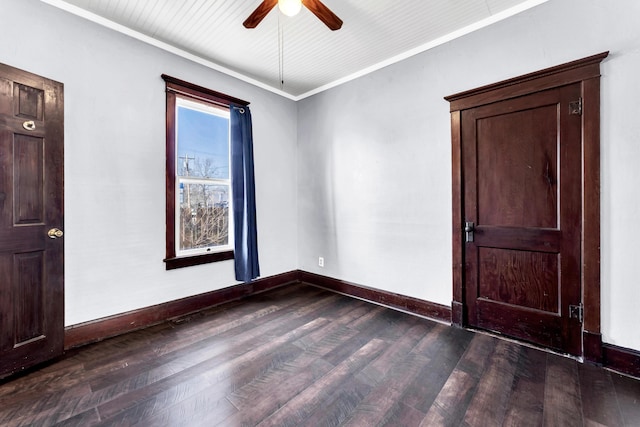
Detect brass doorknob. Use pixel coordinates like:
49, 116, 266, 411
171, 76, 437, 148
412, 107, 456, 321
48, 228, 64, 239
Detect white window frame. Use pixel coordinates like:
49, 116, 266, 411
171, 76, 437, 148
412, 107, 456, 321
174, 96, 234, 257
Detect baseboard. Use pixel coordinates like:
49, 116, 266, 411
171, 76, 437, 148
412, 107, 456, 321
602, 343, 640, 378
64, 270, 299, 349
298, 270, 452, 323
63, 268, 638, 378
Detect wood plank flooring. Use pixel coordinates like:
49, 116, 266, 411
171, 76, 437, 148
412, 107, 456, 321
1, 283, 639, 426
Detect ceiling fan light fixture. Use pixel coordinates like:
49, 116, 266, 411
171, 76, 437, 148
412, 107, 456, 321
278, 0, 302, 17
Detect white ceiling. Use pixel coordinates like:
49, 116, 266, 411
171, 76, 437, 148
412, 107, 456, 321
42, 0, 548, 100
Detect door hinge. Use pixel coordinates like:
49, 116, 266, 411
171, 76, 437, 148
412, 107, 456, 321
569, 98, 582, 115
569, 303, 583, 323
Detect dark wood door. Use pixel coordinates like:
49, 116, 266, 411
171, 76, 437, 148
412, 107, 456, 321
0, 63, 64, 378
462, 83, 582, 355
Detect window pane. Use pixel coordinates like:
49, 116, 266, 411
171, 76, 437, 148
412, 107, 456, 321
179, 183, 230, 251
177, 105, 229, 179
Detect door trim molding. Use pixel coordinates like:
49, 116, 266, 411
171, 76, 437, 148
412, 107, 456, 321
445, 52, 609, 362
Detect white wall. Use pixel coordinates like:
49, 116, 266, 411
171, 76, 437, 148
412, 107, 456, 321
297, 0, 640, 351
0, 0, 298, 326
2, 0, 638, 352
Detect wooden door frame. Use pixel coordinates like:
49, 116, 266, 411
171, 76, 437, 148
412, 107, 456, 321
445, 52, 608, 362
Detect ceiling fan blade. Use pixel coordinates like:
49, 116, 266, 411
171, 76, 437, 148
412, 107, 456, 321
243, 0, 278, 28
302, 0, 343, 30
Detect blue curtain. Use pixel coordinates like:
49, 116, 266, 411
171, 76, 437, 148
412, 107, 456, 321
230, 105, 260, 282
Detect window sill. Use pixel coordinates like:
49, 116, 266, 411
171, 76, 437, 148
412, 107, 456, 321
164, 250, 234, 270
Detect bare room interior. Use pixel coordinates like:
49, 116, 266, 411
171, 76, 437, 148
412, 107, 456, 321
1, 0, 639, 425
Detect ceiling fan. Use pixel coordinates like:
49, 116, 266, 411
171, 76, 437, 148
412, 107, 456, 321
243, 0, 343, 31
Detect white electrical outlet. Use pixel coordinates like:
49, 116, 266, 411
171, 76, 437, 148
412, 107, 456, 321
318, 257, 324, 267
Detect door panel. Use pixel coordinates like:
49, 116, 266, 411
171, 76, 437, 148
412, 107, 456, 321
478, 247, 559, 312
15, 251, 46, 345
0, 63, 64, 379
14, 134, 45, 224
476, 104, 558, 229
462, 84, 582, 355
14, 83, 44, 120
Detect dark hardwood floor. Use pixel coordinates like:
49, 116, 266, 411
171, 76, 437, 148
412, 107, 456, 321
1, 283, 639, 426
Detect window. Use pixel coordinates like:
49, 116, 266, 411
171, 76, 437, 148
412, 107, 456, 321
162, 75, 249, 270
176, 98, 232, 256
